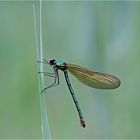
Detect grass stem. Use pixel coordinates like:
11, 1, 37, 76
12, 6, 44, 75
33, 1, 52, 139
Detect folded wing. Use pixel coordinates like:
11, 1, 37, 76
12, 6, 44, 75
67, 64, 120, 89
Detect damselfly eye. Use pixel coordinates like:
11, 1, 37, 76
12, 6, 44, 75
49, 59, 56, 66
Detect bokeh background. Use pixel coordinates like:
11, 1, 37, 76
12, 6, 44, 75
0, 1, 140, 139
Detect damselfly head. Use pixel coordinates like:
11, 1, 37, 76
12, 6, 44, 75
49, 58, 56, 66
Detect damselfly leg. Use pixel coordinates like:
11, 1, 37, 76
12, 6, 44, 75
38, 72, 55, 77
38, 59, 60, 93
37, 58, 49, 65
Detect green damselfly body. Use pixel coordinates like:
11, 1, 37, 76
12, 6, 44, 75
38, 58, 121, 128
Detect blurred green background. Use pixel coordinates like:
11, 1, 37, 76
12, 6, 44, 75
0, 1, 140, 139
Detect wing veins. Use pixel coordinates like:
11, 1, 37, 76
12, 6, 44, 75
67, 63, 120, 89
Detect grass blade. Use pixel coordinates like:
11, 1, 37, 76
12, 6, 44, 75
33, 1, 51, 139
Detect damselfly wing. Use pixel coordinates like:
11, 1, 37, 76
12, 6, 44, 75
67, 63, 120, 89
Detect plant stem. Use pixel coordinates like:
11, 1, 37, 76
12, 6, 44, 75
33, 1, 52, 139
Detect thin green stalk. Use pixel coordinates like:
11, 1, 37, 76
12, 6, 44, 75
33, 2, 51, 139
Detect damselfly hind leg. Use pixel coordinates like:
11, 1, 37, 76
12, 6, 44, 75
39, 70, 59, 94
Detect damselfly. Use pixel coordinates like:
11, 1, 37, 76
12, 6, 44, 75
38, 58, 121, 128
